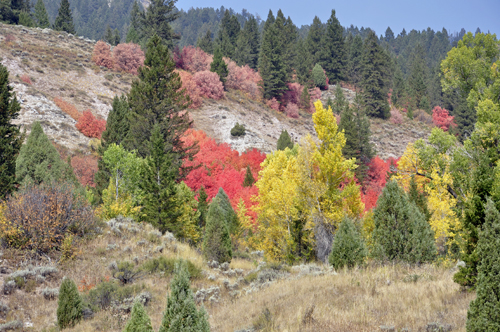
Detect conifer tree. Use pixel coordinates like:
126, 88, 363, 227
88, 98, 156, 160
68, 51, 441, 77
408, 44, 428, 108
277, 129, 293, 151
18, 10, 35, 27
346, 34, 364, 86
234, 16, 260, 69
113, 28, 121, 45
372, 181, 436, 264
203, 194, 233, 264
123, 300, 154, 332
134, 0, 179, 48
317, 10, 345, 82
210, 47, 228, 86
213, 187, 239, 235
312, 63, 327, 89
159, 261, 210, 332
408, 175, 431, 221
53, 0, 75, 34
299, 86, 311, 111
328, 218, 366, 270
242, 165, 255, 187
295, 39, 313, 87
197, 186, 208, 229
466, 199, 500, 332
33, 0, 50, 28
57, 277, 83, 330
305, 16, 324, 65
216, 10, 240, 59
331, 84, 348, 114
126, 0, 141, 44
197, 29, 213, 54
104, 25, 114, 44
0, 63, 22, 199
140, 124, 179, 235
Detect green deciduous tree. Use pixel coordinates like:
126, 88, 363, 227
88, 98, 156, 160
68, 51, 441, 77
123, 300, 154, 332
328, 217, 366, 270
53, 0, 75, 34
277, 129, 293, 151
57, 277, 83, 329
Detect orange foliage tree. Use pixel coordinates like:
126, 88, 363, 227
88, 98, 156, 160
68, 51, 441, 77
71, 154, 98, 187
92, 41, 114, 69
193, 71, 225, 100
54, 97, 82, 121
113, 43, 145, 75
432, 106, 457, 131
177, 70, 202, 108
75, 110, 106, 139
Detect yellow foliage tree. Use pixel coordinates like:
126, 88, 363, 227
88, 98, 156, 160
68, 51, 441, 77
97, 178, 141, 220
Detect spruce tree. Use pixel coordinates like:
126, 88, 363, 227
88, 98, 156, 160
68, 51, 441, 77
299, 86, 311, 112
203, 194, 233, 264
328, 218, 366, 270
332, 84, 348, 115
210, 47, 228, 86
104, 25, 114, 44
216, 10, 240, 59
466, 199, 500, 332
33, 0, 50, 28
233, 16, 260, 69
126, 0, 141, 44
242, 165, 255, 187
113, 28, 121, 45
134, 0, 180, 48
311, 63, 327, 89
346, 34, 364, 86
124, 34, 195, 179
372, 180, 436, 264
408, 44, 428, 109
277, 129, 294, 151
0, 63, 22, 199
408, 175, 431, 221
53, 0, 75, 34
305, 16, 324, 65
57, 277, 83, 330
140, 124, 179, 235
212, 187, 239, 235
317, 10, 345, 83
295, 39, 313, 87
123, 300, 154, 332
197, 29, 213, 54
197, 186, 208, 229
18, 10, 35, 27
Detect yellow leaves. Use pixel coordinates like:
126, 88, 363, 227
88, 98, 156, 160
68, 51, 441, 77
0, 202, 22, 247
393, 143, 428, 191
97, 178, 140, 220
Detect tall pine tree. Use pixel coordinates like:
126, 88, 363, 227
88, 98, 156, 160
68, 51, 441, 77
197, 29, 213, 54
317, 10, 345, 83
210, 47, 228, 86
233, 15, 260, 69
305, 16, 324, 66
216, 9, 240, 59
134, 0, 179, 48
346, 34, 364, 86
33, 0, 50, 28
53, 0, 75, 34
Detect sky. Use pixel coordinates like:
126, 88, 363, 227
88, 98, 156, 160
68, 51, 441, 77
175, 0, 500, 37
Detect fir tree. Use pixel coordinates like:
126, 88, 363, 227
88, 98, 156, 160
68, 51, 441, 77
126, 0, 141, 43
372, 180, 436, 264
311, 63, 327, 89
305, 16, 324, 65
466, 199, 500, 332
113, 28, 121, 45
216, 10, 240, 59
18, 10, 35, 27
140, 124, 179, 235
104, 25, 114, 44
233, 15, 260, 69
53, 0, 75, 34
134, 0, 179, 48
385, 27, 395, 43
295, 39, 313, 87
159, 261, 210, 332
332, 84, 348, 115
277, 129, 293, 151
213, 187, 239, 235
210, 47, 228, 86
197, 186, 208, 229
328, 218, 366, 270
57, 277, 83, 330
197, 29, 213, 54
317, 10, 345, 83
346, 34, 363, 86
0, 63, 22, 199
203, 194, 233, 264
299, 85, 311, 112
391, 65, 407, 108
408, 44, 428, 108
408, 175, 431, 221
33, 0, 50, 28
242, 165, 255, 187
123, 300, 154, 332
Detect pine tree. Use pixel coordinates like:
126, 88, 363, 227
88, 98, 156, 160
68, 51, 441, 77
277, 130, 293, 151
113, 28, 121, 45
33, 0, 50, 28
317, 10, 345, 83
305, 16, 324, 66
299, 86, 311, 112
53, 0, 75, 34
216, 10, 240, 59
210, 47, 228, 86
242, 165, 255, 187
213, 187, 239, 235
203, 194, 233, 264
408, 175, 431, 221
233, 15, 260, 69
104, 25, 114, 44
197, 186, 208, 229
57, 277, 83, 330
466, 199, 500, 332
0, 63, 22, 199
124, 34, 195, 180
123, 300, 154, 332
159, 261, 210, 332
328, 218, 366, 270
197, 29, 213, 54
332, 84, 348, 115
346, 34, 363, 86
311, 63, 327, 89
295, 39, 313, 87
18, 10, 35, 27
140, 124, 179, 235
372, 180, 436, 264
408, 44, 428, 108
134, 0, 180, 48
126, 0, 141, 43
361, 31, 391, 119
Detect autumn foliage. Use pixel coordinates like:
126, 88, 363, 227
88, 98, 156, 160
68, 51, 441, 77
75, 110, 106, 139
177, 70, 202, 108
390, 108, 403, 124
224, 58, 262, 99
113, 43, 145, 75
54, 97, 81, 121
432, 106, 456, 132
20, 74, 32, 85
175, 45, 213, 73
71, 154, 98, 187
91, 41, 114, 69
361, 156, 399, 211
193, 71, 225, 100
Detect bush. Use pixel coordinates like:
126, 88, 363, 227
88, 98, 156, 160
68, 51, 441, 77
54, 97, 81, 121
71, 155, 98, 188
92, 41, 114, 69
178, 46, 212, 73
284, 102, 299, 118
230, 122, 246, 137
266, 97, 280, 111
141, 256, 202, 279
110, 261, 143, 285
113, 42, 145, 75
193, 70, 225, 100
390, 108, 403, 125
20, 74, 32, 85
57, 277, 83, 329
178, 70, 202, 108
85, 280, 143, 310
123, 300, 154, 332
414, 109, 434, 126
312, 63, 327, 89
432, 106, 456, 132
1, 183, 95, 254
328, 218, 366, 270
225, 58, 262, 99
75, 110, 106, 139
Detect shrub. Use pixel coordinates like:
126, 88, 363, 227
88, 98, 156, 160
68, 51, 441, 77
328, 218, 367, 270
92, 41, 114, 69
113, 42, 145, 75
178, 70, 202, 108
141, 256, 202, 279
57, 277, 83, 329
284, 102, 299, 118
75, 110, 106, 139
71, 155, 98, 188
85, 280, 143, 310
193, 70, 225, 100
1, 183, 95, 253
54, 97, 81, 121
266, 97, 280, 111
111, 261, 143, 284
203, 190, 233, 264
124, 300, 154, 332
432, 106, 457, 132
230, 123, 245, 137
179, 46, 212, 73
390, 108, 403, 125
414, 109, 434, 126
20, 74, 32, 85
281, 82, 302, 106
225, 58, 262, 99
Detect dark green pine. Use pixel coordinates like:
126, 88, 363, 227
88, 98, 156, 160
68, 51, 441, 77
242, 165, 255, 187
113, 28, 121, 45
57, 277, 83, 329
126, 0, 141, 44
197, 186, 208, 229
408, 44, 428, 108
0, 64, 22, 199
197, 29, 213, 54
317, 10, 345, 83
295, 39, 313, 87
233, 16, 260, 69
203, 193, 233, 264
332, 84, 348, 115
408, 175, 431, 222
329, 217, 367, 270
53, 0, 76, 34
212, 187, 239, 236
277, 130, 294, 151
104, 25, 114, 44
135, 0, 180, 48
346, 34, 364, 86
123, 300, 154, 332
305, 16, 324, 66
217, 10, 240, 59
299, 86, 311, 111
33, 0, 50, 28
210, 47, 228, 86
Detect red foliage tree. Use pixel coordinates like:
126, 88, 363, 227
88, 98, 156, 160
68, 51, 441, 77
92, 41, 114, 69
361, 156, 399, 211
285, 102, 299, 118
71, 155, 98, 187
113, 43, 145, 75
75, 110, 106, 139
193, 71, 225, 100
179, 46, 212, 73
224, 58, 262, 99
177, 70, 202, 108
281, 82, 302, 106
432, 106, 457, 132
54, 97, 82, 121
390, 108, 403, 124
266, 98, 280, 111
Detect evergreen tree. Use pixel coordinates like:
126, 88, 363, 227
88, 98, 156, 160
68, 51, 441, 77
18, 10, 35, 27
134, 0, 179, 48
140, 124, 179, 235
233, 15, 259, 69
391, 65, 407, 108
299, 85, 311, 112
317, 10, 345, 83
113, 28, 121, 45
124, 34, 195, 180
242, 165, 255, 187
332, 84, 348, 115
311, 63, 327, 89
57, 277, 83, 330
210, 47, 228, 86
408, 175, 431, 221
280, 13, 298, 80
346, 34, 363, 86
0, 63, 22, 199
216, 10, 240, 59
53, 0, 75, 34
328, 218, 366, 270
159, 261, 210, 332
277, 129, 294, 151
104, 25, 114, 44
33, 0, 50, 28
361, 31, 391, 119
197, 29, 213, 54
125, 0, 141, 43
197, 186, 208, 229
305, 16, 324, 65
408, 44, 428, 108
385, 27, 395, 43
203, 194, 233, 264
213, 187, 239, 235
372, 180, 437, 264
466, 199, 500, 332
123, 300, 154, 332
295, 39, 313, 87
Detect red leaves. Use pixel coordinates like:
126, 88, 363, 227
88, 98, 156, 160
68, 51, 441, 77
193, 71, 225, 100
224, 58, 262, 99
390, 108, 403, 125
285, 103, 299, 118
178, 70, 202, 108
75, 110, 106, 139
92, 41, 114, 69
71, 154, 98, 187
176, 46, 213, 73
361, 156, 399, 211
54, 97, 81, 121
432, 106, 456, 132
113, 43, 145, 75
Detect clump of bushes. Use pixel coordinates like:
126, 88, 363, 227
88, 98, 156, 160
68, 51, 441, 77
141, 256, 201, 279
84, 279, 144, 311
230, 123, 246, 137
75, 110, 106, 139
110, 261, 143, 284
92, 41, 145, 75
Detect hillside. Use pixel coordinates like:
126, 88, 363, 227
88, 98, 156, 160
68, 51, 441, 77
0, 23, 431, 158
